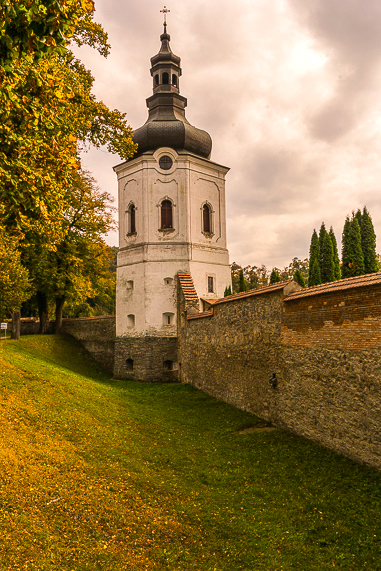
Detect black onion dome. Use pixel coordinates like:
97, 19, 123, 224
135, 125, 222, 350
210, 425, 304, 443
133, 28, 212, 159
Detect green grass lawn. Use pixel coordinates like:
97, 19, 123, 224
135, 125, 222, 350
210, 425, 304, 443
0, 335, 381, 570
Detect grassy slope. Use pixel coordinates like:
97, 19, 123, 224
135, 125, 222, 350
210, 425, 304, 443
0, 335, 381, 571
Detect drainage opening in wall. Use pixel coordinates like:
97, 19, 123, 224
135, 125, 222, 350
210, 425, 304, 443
126, 358, 134, 371
163, 360, 174, 371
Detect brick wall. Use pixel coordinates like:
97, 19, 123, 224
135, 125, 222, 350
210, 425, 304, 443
282, 283, 381, 349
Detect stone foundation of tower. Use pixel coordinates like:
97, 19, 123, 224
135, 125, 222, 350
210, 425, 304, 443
113, 336, 178, 382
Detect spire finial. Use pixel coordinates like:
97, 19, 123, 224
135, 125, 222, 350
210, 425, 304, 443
160, 6, 170, 32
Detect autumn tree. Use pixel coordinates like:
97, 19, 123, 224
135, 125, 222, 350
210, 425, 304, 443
281, 257, 309, 283
23, 170, 117, 332
0, 226, 30, 322
0, 1, 136, 245
243, 264, 269, 290
0, 1, 137, 335
230, 262, 242, 293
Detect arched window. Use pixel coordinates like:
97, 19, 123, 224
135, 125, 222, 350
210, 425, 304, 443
162, 72, 169, 84
203, 203, 212, 233
155, 74, 159, 86
172, 74, 177, 87
161, 200, 173, 229
129, 204, 136, 234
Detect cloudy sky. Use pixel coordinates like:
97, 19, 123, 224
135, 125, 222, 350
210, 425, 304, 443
76, 0, 381, 269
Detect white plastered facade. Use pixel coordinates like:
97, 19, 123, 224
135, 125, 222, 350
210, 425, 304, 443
114, 146, 231, 337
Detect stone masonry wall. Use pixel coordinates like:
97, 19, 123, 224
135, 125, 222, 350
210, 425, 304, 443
278, 283, 381, 467
61, 316, 116, 374
179, 290, 285, 421
114, 336, 178, 382
179, 281, 381, 470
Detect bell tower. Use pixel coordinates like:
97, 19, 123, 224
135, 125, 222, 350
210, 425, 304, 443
113, 12, 231, 380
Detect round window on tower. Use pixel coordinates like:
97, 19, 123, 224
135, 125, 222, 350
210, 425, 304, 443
159, 156, 173, 170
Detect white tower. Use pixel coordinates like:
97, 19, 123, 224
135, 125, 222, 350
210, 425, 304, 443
113, 18, 231, 380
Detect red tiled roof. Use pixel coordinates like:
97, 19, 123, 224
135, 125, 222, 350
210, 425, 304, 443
200, 298, 219, 307
177, 272, 199, 309
187, 310, 213, 320
284, 272, 381, 301
213, 280, 293, 305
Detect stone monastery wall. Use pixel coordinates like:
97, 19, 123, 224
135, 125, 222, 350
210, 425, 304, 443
179, 274, 381, 470
61, 316, 116, 374
13, 274, 381, 470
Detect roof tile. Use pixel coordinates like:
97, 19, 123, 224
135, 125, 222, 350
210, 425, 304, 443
284, 272, 381, 301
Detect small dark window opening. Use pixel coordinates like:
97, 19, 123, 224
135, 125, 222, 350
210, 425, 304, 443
155, 74, 159, 86
129, 204, 136, 234
208, 276, 214, 293
163, 360, 173, 371
159, 155, 173, 170
126, 358, 134, 371
172, 74, 177, 86
203, 204, 211, 233
161, 200, 173, 229
162, 72, 169, 84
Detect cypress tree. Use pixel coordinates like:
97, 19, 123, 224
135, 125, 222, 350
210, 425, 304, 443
360, 206, 378, 274
355, 208, 362, 230
329, 226, 341, 280
341, 216, 365, 278
224, 285, 232, 297
238, 269, 247, 292
309, 258, 321, 287
308, 229, 321, 286
269, 269, 281, 284
321, 233, 335, 283
318, 222, 328, 266
294, 269, 306, 288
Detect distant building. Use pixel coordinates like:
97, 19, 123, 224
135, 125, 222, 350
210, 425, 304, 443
113, 21, 231, 380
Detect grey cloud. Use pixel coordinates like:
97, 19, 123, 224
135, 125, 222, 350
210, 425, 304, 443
78, 0, 381, 267
289, 0, 381, 141
227, 144, 323, 216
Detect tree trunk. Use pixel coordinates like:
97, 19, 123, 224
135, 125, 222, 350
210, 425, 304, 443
11, 310, 21, 340
37, 291, 49, 334
54, 296, 65, 334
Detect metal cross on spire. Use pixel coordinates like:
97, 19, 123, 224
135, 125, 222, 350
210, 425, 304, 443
160, 6, 170, 32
